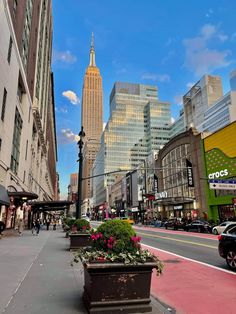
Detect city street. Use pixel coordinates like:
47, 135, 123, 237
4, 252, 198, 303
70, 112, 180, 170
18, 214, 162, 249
92, 221, 236, 314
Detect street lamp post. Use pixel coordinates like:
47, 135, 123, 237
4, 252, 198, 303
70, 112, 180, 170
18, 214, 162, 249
76, 126, 85, 219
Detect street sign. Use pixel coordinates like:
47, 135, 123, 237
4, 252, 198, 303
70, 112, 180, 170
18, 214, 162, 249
209, 180, 236, 190
209, 179, 236, 184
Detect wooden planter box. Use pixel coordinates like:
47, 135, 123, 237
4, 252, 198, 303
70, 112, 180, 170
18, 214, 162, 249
82, 261, 157, 314
69, 233, 91, 250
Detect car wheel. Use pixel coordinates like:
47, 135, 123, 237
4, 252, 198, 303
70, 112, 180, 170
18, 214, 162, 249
213, 229, 218, 235
226, 250, 236, 271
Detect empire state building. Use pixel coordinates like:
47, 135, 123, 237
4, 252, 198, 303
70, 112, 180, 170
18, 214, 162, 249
81, 34, 103, 203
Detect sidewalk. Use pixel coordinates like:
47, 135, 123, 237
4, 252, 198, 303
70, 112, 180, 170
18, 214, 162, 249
0, 228, 173, 314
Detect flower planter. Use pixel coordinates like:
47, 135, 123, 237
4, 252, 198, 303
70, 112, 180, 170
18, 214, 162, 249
82, 261, 157, 313
69, 233, 91, 250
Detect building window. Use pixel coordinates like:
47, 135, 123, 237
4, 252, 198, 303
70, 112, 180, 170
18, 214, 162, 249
7, 37, 13, 64
13, 0, 18, 18
10, 107, 23, 175
0, 138, 2, 151
25, 140, 28, 160
1, 88, 7, 121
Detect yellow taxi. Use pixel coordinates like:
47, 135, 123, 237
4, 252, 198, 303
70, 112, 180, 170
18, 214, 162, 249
120, 217, 134, 225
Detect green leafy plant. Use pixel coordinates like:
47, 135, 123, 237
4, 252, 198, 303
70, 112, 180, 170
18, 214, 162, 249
72, 218, 91, 233
73, 220, 163, 275
64, 217, 76, 228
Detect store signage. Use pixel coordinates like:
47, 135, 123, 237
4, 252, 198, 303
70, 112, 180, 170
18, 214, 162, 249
174, 205, 183, 210
155, 191, 168, 199
209, 179, 236, 190
186, 159, 194, 187
154, 174, 158, 194
208, 169, 228, 179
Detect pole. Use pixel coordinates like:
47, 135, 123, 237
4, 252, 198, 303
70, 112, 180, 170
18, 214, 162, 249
76, 126, 85, 219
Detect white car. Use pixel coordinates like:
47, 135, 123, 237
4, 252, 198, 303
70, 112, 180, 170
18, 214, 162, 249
212, 221, 236, 235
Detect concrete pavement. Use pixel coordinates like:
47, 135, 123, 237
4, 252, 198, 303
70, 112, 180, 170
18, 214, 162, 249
0, 228, 173, 314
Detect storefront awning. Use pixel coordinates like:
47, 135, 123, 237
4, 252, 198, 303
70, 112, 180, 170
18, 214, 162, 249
0, 185, 10, 206
8, 191, 38, 200
28, 200, 73, 212
154, 196, 195, 205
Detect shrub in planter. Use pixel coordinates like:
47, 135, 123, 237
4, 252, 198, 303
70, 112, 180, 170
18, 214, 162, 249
69, 219, 92, 250
72, 218, 91, 233
73, 220, 163, 313
74, 220, 163, 272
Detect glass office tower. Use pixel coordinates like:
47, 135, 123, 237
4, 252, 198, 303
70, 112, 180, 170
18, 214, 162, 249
92, 82, 171, 206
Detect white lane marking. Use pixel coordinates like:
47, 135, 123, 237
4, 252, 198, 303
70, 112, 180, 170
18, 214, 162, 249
142, 244, 236, 276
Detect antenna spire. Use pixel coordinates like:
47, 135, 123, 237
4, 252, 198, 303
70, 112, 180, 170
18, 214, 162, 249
89, 32, 96, 66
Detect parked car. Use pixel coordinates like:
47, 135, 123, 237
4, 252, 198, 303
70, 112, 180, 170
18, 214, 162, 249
218, 225, 236, 271
212, 221, 236, 235
164, 218, 186, 230
184, 220, 212, 233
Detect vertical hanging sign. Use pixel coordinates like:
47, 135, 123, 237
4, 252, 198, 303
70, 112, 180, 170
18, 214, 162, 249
186, 159, 194, 187
153, 174, 158, 194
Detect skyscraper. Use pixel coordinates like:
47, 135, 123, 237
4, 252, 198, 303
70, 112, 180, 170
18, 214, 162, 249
81, 34, 103, 205
183, 75, 223, 129
92, 82, 171, 207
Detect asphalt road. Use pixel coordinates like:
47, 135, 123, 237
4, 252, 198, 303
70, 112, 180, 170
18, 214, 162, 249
91, 222, 232, 273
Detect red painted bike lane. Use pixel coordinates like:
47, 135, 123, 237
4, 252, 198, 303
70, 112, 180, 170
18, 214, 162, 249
142, 244, 236, 314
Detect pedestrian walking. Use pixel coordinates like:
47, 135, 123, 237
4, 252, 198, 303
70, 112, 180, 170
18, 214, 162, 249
32, 220, 36, 235
46, 219, 51, 230
18, 219, 24, 236
35, 219, 41, 235
0, 220, 6, 237
53, 220, 57, 230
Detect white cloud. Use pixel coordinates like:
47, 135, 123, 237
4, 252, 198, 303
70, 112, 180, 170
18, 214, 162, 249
173, 95, 183, 106
201, 24, 216, 38
58, 129, 78, 144
171, 117, 175, 124
103, 122, 107, 130
183, 24, 232, 76
218, 34, 228, 42
186, 82, 195, 89
205, 8, 213, 18
142, 73, 170, 82
62, 90, 80, 105
53, 50, 77, 64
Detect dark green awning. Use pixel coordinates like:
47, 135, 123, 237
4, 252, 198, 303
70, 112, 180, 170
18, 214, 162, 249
0, 185, 10, 206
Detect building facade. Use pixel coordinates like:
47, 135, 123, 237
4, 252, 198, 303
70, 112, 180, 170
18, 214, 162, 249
203, 121, 236, 221
0, 0, 57, 228
154, 128, 207, 220
81, 34, 103, 205
92, 82, 171, 208
198, 70, 236, 133
183, 75, 223, 130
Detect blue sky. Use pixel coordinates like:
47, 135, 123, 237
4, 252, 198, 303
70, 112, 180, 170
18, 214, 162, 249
51, 0, 236, 198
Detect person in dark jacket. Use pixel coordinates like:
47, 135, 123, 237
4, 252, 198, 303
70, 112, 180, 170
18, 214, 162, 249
35, 219, 41, 235
0, 220, 5, 236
